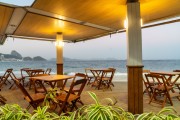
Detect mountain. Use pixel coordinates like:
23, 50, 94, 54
0, 50, 22, 61
33, 56, 47, 61
23, 56, 33, 61
11, 50, 22, 59
0, 51, 47, 61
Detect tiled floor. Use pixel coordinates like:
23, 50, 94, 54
1, 81, 180, 114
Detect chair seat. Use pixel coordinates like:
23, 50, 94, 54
56, 93, 80, 102
35, 87, 51, 93
25, 93, 45, 102
170, 92, 180, 98
152, 85, 173, 91
175, 83, 180, 85
36, 88, 45, 93
102, 77, 111, 81
63, 87, 79, 93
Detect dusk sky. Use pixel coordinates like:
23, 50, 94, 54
0, 22, 180, 60
0, 0, 180, 60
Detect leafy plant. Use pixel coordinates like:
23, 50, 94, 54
31, 106, 60, 120
0, 104, 31, 120
136, 107, 180, 120
43, 87, 58, 107
75, 91, 134, 120
0, 92, 179, 120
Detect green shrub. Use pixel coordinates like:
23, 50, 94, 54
31, 106, 60, 120
75, 91, 134, 120
0, 104, 31, 120
0, 92, 179, 120
136, 107, 180, 120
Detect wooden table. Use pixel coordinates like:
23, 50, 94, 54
30, 75, 74, 93
150, 71, 180, 85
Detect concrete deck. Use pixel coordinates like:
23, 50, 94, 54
0, 81, 180, 114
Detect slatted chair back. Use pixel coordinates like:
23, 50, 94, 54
0, 69, 13, 89
0, 69, 13, 104
71, 73, 87, 96
8, 70, 25, 89
45, 68, 52, 75
106, 68, 116, 82
143, 69, 151, 84
9, 70, 17, 80
142, 70, 152, 97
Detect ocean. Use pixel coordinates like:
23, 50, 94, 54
0, 60, 180, 81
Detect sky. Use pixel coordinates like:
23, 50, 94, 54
0, 22, 180, 60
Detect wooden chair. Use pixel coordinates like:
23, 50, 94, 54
91, 69, 115, 90
85, 68, 94, 85
142, 70, 152, 98
173, 70, 180, 93
20, 68, 31, 86
63, 73, 87, 105
56, 73, 87, 115
147, 73, 180, 107
101, 68, 116, 90
45, 68, 52, 75
0, 69, 12, 104
13, 79, 45, 110
0, 68, 13, 85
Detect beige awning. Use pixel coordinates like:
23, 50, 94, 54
0, 0, 180, 44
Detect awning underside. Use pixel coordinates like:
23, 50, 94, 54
0, 0, 180, 44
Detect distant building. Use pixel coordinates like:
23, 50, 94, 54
0, 55, 4, 61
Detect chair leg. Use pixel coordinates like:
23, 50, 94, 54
98, 80, 102, 90
86, 78, 92, 85
149, 89, 156, 104
70, 100, 78, 112
58, 102, 67, 115
9, 83, 15, 89
0, 99, 6, 104
177, 96, 180, 101
0, 95, 6, 105
77, 99, 84, 105
0, 95, 7, 101
162, 95, 167, 107
166, 91, 173, 106
6, 80, 11, 84
26, 104, 31, 110
146, 88, 152, 99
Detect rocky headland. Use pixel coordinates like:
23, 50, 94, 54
0, 50, 47, 61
